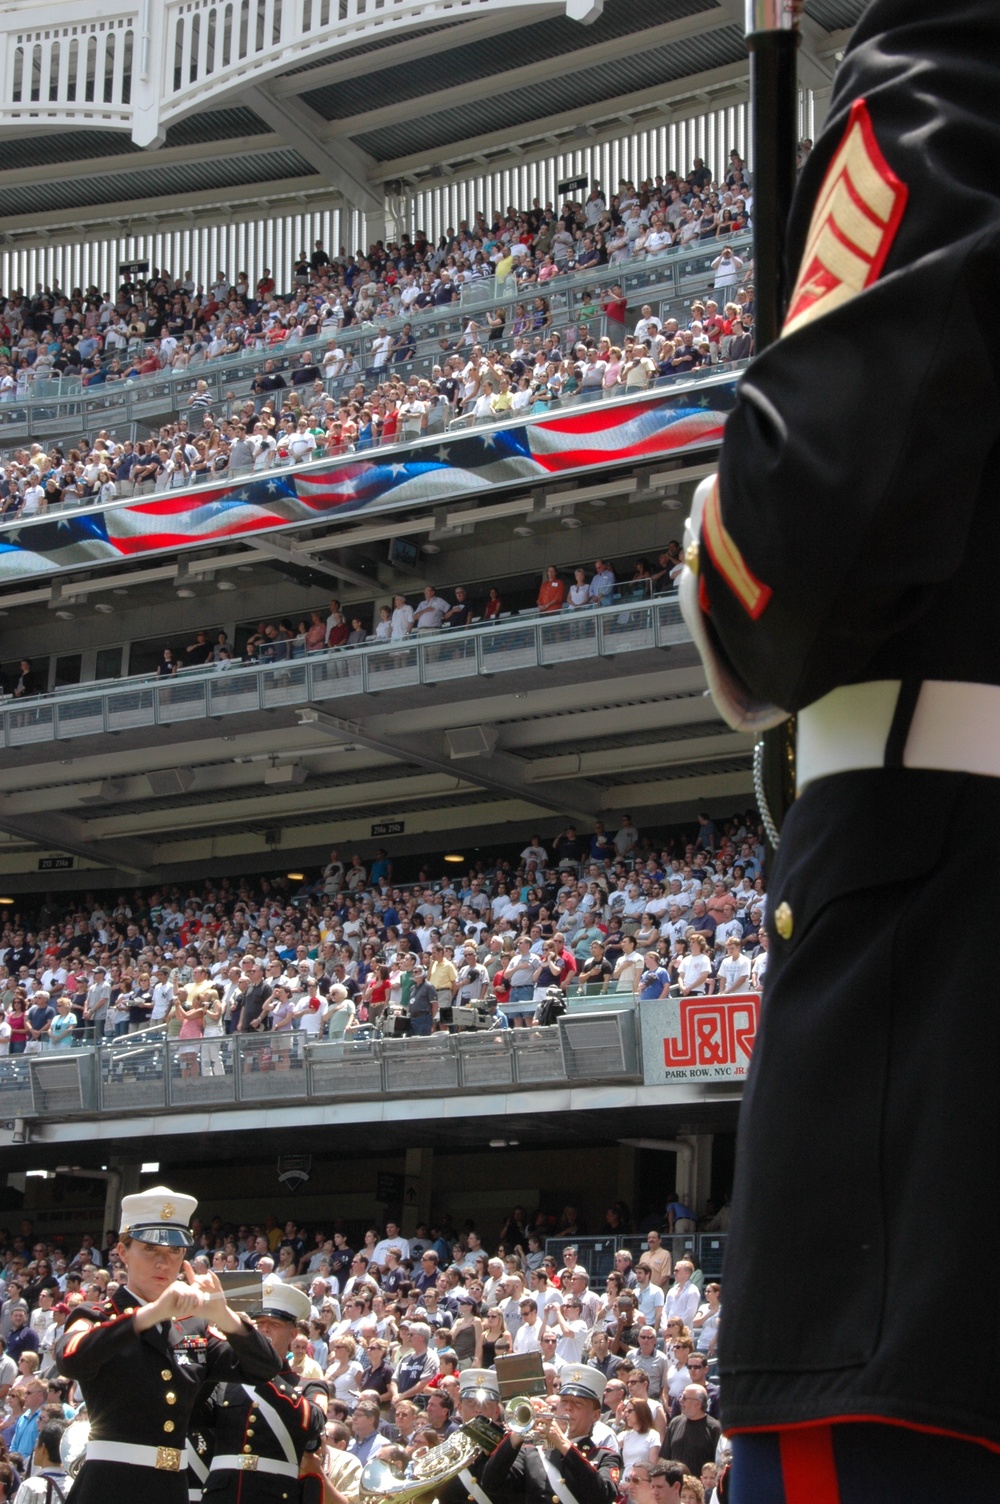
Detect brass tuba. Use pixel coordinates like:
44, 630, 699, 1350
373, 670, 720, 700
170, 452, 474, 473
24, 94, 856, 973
60, 1419, 91, 1479
359, 1425, 484, 1504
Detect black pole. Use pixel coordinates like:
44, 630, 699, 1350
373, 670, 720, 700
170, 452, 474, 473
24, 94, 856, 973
746, 0, 801, 851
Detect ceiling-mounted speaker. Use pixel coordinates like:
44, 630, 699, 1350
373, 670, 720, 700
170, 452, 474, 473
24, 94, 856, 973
445, 726, 498, 759
146, 769, 195, 797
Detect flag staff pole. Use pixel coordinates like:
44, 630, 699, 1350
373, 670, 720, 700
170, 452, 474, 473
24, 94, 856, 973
745, 0, 801, 850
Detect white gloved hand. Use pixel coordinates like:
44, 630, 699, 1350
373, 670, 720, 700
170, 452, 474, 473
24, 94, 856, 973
678, 475, 790, 733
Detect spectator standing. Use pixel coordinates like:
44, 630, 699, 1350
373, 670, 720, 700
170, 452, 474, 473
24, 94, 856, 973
537, 565, 566, 613
665, 1388, 721, 1477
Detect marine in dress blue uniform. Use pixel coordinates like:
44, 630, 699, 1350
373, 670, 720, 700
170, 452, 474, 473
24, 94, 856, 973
55, 1188, 280, 1504
436, 1368, 506, 1504
678, 0, 1000, 1496
480, 1366, 621, 1504
203, 1279, 326, 1504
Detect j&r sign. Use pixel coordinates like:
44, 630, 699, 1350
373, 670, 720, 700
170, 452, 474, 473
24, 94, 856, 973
640, 994, 759, 1085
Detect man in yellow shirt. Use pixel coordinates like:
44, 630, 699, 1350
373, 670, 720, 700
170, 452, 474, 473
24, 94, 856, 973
427, 944, 458, 1032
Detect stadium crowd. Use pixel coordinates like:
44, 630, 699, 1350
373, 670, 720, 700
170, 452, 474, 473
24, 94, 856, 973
0, 1204, 727, 1503
0, 170, 755, 517
142, 553, 680, 670
0, 810, 766, 1057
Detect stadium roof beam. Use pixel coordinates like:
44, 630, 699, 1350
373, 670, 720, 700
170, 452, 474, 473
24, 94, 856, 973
385, 82, 751, 189
0, 134, 286, 193
240, 537, 373, 590
374, 61, 751, 181
244, 87, 384, 220
0, 807, 154, 876
270, 10, 563, 98
298, 707, 605, 821
324, 11, 738, 140
0, 175, 326, 245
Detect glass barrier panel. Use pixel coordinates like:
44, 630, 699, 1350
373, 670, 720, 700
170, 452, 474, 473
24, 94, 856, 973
418, 632, 480, 684
598, 603, 656, 655
310, 652, 366, 700
54, 696, 106, 739
539, 612, 596, 665
510, 1026, 566, 1082
381, 1035, 460, 1094
478, 621, 540, 676
6, 703, 55, 746
365, 642, 420, 693
455, 1032, 515, 1088
655, 598, 690, 646
165, 1037, 237, 1106
100, 1038, 169, 1112
156, 677, 209, 723
260, 662, 309, 708
307, 1038, 384, 1097
208, 669, 263, 716
106, 685, 157, 732
237, 1032, 309, 1099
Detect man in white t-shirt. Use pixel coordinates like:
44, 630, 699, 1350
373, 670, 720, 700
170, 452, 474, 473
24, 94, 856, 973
371, 1222, 411, 1268
390, 595, 414, 639
512, 1298, 543, 1353
292, 990, 327, 1039
713, 902, 743, 954
549, 1295, 588, 1363
716, 936, 752, 994
20, 479, 45, 516
412, 586, 449, 631
662, 1263, 701, 1330
633, 306, 660, 344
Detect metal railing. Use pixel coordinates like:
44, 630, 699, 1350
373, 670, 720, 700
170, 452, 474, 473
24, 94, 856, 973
9, 1009, 640, 1121
0, 597, 692, 749
457, 235, 753, 312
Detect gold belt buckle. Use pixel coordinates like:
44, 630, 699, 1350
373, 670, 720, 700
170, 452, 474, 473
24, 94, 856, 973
156, 1447, 182, 1472
240, 1456, 259, 1471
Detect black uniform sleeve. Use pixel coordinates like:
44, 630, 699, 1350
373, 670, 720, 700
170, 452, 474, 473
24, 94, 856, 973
551, 1444, 621, 1504
693, 0, 1000, 711
205, 1318, 282, 1382
480, 1435, 523, 1497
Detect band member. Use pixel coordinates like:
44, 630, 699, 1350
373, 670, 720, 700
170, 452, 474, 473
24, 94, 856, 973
677, 0, 1000, 1495
55, 1187, 279, 1504
480, 1367, 621, 1504
438, 1368, 503, 1504
203, 1281, 326, 1504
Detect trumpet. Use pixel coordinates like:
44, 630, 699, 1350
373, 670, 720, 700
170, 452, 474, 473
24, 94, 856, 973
504, 1396, 552, 1443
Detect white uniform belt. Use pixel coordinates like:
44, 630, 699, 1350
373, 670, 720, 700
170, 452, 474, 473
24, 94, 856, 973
796, 680, 1000, 793
211, 1455, 300, 1477
86, 1441, 185, 1471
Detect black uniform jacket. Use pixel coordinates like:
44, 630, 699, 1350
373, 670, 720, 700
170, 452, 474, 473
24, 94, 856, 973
685, 0, 1000, 1450
202, 1362, 326, 1504
480, 1432, 620, 1504
55, 1284, 280, 1504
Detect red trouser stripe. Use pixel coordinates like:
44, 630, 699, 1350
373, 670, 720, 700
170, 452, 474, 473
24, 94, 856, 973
779, 1425, 842, 1504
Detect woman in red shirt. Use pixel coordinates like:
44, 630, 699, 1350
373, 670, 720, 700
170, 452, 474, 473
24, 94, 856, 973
363, 965, 391, 1030
8, 997, 29, 1055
